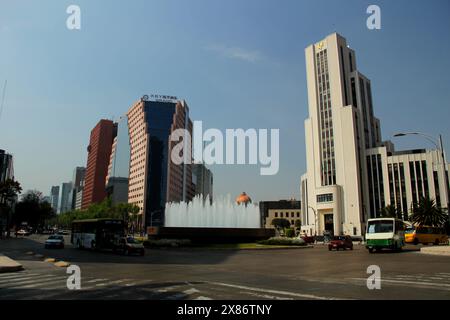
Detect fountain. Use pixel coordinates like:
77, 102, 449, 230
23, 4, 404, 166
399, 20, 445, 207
149, 193, 275, 243
165, 195, 260, 228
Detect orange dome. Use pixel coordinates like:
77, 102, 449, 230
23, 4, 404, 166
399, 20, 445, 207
236, 192, 252, 205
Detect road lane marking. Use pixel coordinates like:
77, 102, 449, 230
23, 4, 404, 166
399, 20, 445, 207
157, 284, 186, 292
207, 282, 345, 300
350, 278, 450, 290
195, 296, 212, 300
183, 288, 200, 295
86, 278, 109, 283
238, 290, 293, 300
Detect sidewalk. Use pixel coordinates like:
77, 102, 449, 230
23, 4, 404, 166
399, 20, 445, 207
0, 253, 24, 273
420, 245, 450, 256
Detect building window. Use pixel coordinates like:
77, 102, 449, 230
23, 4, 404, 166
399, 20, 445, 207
274, 212, 278, 218
410, 162, 417, 205
422, 161, 429, 199
317, 193, 333, 203
434, 171, 441, 207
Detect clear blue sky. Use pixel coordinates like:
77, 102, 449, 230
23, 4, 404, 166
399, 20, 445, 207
1, 0, 450, 202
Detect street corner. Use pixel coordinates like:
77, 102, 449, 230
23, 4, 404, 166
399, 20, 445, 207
420, 245, 450, 256
0, 254, 24, 273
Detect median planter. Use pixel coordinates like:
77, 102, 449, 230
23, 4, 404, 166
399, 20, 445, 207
257, 237, 307, 246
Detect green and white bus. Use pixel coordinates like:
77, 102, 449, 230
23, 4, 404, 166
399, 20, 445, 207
71, 219, 125, 250
365, 218, 405, 253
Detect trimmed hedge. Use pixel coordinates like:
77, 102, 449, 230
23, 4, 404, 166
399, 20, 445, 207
143, 238, 192, 248
257, 237, 306, 246
284, 228, 295, 238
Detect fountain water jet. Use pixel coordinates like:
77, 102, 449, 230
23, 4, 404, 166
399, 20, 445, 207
165, 195, 260, 228
148, 194, 274, 243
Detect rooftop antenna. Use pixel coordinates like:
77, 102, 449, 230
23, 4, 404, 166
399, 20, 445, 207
0, 80, 7, 123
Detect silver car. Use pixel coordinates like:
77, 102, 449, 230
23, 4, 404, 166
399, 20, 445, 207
45, 235, 65, 249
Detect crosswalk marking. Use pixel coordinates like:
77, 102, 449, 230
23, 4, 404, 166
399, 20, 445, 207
0, 274, 64, 288
0, 272, 38, 280
350, 274, 450, 291
207, 281, 342, 300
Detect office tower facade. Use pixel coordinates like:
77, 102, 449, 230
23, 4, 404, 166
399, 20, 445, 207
58, 182, 73, 214
301, 33, 378, 237
71, 167, 85, 210
127, 95, 194, 230
301, 33, 449, 237
365, 147, 449, 220
106, 116, 130, 205
50, 186, 60, 211
82, 119, 117, 209
0, 149, 14, 183
192, 163, 213, 202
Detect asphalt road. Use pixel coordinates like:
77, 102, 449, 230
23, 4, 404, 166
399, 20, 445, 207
1, 235, 450, 300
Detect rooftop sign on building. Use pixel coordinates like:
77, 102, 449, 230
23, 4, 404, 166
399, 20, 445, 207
142, 94, 178, 103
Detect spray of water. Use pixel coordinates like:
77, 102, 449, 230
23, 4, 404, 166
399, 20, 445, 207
165, 195, 261, 228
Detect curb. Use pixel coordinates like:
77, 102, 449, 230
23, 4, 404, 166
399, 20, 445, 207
0, 254, 24, 273
420, 246, 450, 257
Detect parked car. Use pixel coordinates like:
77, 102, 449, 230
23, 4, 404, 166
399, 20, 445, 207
15, 229, 31, 236
56, 230, 70, 235
113, 237, 145, 256
300, 235, 315, 244
45, 235, 65, 249
328, 235, 353, 251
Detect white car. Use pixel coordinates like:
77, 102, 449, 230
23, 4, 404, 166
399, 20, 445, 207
15, 229, 30, 236
45, 235, 65, 249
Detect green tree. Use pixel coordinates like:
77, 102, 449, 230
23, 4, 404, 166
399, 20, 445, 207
13, 190, 56, 231
271, 218, 291, 234
379, 205, 403, 219
0, 179, 22, 237
294, 219, 302, 230
410, 197, 448, 227
52, 199, 141, 234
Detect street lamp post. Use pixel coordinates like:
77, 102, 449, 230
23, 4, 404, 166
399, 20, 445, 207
308, 206, 318, 236
394, 132, 450, 218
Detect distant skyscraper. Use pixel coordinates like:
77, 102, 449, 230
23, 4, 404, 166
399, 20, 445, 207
58, 182, 73, 214
127, 95, 194, 229
192, 163, 213, 202
82, 119, 117, 209
50, 186, 60, 211
0, 149, 14, 183
71, 167, 85, 210
106, 116, 130, 205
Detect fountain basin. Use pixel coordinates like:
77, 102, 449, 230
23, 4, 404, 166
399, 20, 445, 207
147, 226, 275, 244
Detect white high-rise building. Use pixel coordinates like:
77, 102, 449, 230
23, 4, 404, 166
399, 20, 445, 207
300, 33, 449, 237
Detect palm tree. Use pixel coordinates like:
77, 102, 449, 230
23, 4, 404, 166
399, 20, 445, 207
410, 197, 447, 227
379, 205, 402, 219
